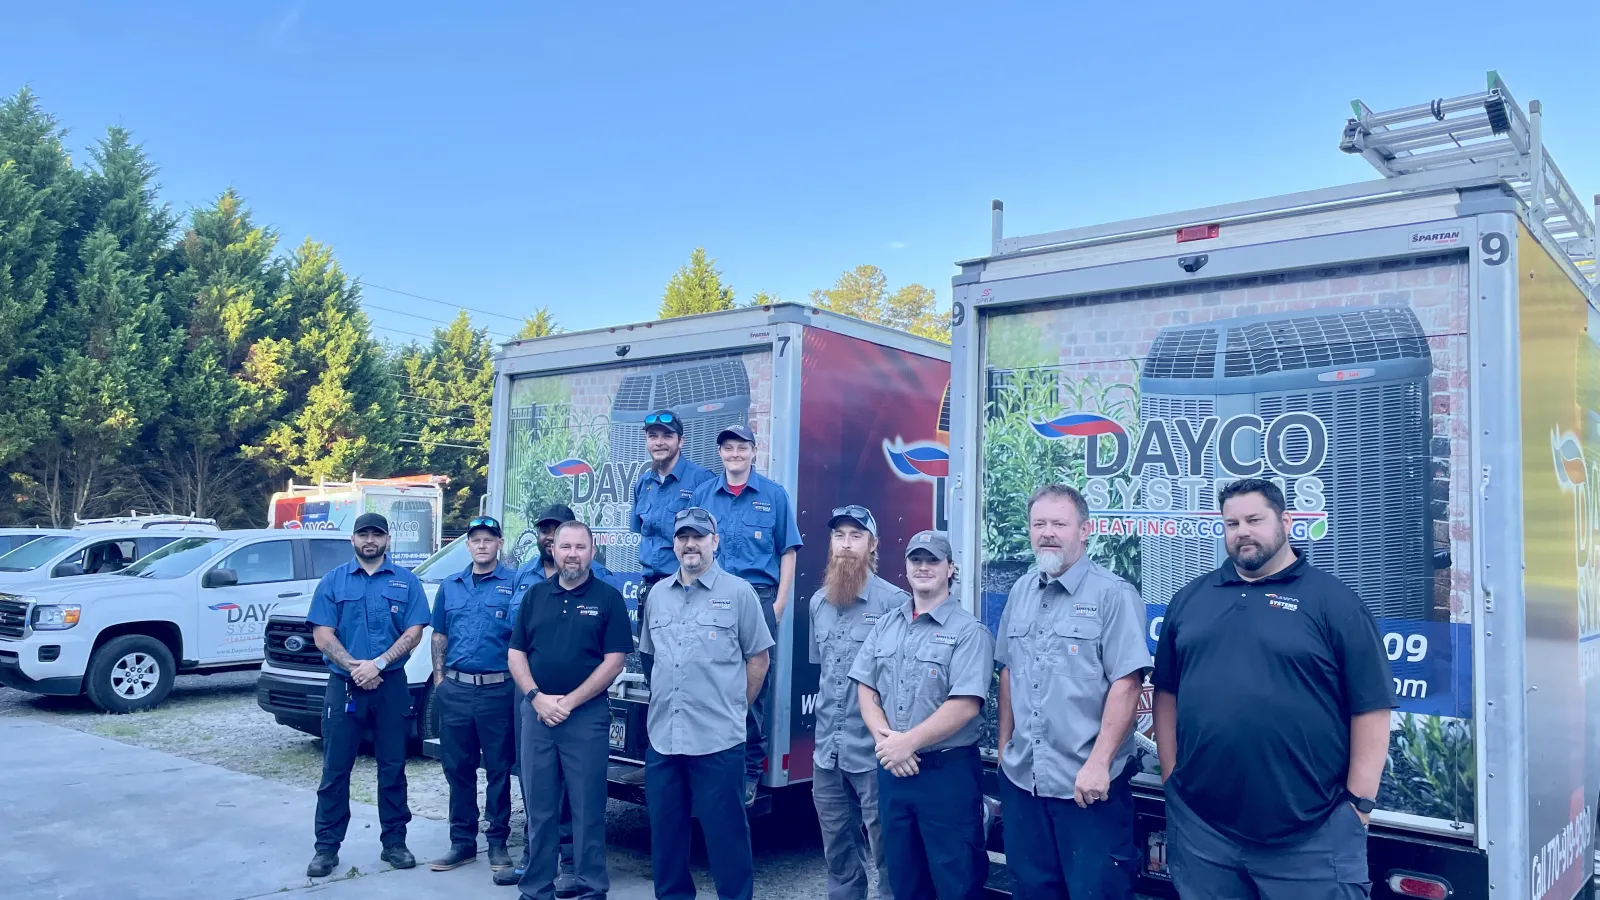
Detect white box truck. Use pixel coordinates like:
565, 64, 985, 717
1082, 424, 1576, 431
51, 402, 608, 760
267, 475, 446, 569
947, 73, 1598, 899
484, 304, 951, 809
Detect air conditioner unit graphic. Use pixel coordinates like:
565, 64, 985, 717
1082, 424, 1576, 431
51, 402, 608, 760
1138, 305, 1435, 620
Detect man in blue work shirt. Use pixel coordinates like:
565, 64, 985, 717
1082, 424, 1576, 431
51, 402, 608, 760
689, 422, 802, 805
630, 409, 714, 625
305, 512, 431, 879
514, 504, 619, 607
428, 515, 518, 875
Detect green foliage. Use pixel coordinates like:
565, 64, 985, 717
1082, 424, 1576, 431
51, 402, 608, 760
658, 247, 734, 318
808, 264, 949, 342
516, 306, 559, 339
396, 311, 494, 531
1380, 713, 1475, 821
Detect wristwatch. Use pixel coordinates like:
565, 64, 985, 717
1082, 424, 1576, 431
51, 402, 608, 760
526, 687, 540, 704
1342, 790, 1376, 814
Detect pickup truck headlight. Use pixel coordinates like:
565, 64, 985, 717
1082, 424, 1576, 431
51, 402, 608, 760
32, 604, 81, 631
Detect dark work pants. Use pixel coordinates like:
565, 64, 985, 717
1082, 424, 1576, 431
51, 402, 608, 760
645, 744, 753, 900
438, 677, 515, 849
877, 745, 987, 900
520, 697, 610, 900
745, 583, 779, 783
1165, 782, 1371, 900
998, 767, 1138, 900
314, 675, 412, 853
513, 689, 575, 871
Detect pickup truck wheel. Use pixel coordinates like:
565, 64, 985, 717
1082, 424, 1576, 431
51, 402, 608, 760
86, 635, 176, 713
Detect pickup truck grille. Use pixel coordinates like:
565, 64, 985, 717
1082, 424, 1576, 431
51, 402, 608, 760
0, 597, 28, 639
264, 616, 325, 672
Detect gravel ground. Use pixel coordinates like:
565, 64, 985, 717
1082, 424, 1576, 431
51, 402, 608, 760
0, 678, 854, 899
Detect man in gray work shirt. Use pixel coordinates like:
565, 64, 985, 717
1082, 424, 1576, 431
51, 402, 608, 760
808, 505, 904, 900
639, 507, 773, 900
850, 531, 994, 900
997, 484, 1152, 900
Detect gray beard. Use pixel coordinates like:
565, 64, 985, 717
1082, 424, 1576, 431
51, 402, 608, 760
1035, 548, 1068, 578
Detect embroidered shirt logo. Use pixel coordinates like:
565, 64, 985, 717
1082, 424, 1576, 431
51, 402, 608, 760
862, 614, 880, 625
1266, 593, 1300, 612
710, 598, 733, 610
1068, 643, 1081, 656
578, 605, 600, 617
388, 580, 408, 589
931, 633, 957, 646
1072, 603, 1099, 618
752, 501, 772, 513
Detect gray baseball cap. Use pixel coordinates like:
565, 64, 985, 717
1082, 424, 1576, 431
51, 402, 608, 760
904, 530, 952, 561
673, 507, 718, 536
717, 423, 756, 445
828, 505, 877, 537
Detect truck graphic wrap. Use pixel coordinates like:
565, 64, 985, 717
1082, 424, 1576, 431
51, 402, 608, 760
978, 257, 1476, 824
502, 349, 774, 615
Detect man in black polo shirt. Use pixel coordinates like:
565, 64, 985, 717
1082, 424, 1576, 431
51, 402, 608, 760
1153, 478, 1395, 900
508, 520, 632, 900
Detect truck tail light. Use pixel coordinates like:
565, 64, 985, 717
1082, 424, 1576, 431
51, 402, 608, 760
1387, 872, 1451, 899
1176, 224, 1220, 242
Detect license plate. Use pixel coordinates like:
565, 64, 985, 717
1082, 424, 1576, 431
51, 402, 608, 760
608, 716, 627, 751
1145, 829, 1170, 879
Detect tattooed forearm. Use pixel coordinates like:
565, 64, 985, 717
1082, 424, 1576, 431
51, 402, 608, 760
375, 625, 424, 668
312, 626, 357, 672
432, 632, 447, 676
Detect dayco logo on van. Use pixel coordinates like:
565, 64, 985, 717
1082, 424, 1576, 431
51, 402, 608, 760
1029, 410, 1331, 541
209, 601, 279, 643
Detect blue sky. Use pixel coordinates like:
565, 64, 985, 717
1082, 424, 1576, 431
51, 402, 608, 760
5, 2, 1597, 344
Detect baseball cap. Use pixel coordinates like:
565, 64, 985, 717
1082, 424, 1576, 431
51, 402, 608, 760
535, 504, 576, 527
828, 505, 878, 537
643, 410, 684, 436
673, 507, 718, 536
467, 515, 503, 537
352, 512, 389, 535
904, 530, 952, 561
717, 423, 756, 445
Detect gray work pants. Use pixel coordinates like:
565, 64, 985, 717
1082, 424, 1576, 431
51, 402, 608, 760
519, 697, 610, 900
812, 765, 892, 900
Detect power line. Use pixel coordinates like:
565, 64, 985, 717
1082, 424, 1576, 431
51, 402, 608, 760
362, 281, 528, 326
395, 391, 486, 411
361, 300, 513, 341
400, 433, 484, 451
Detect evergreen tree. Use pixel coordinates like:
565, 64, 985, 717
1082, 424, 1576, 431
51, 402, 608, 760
810, 265, 950, 342
658, 247, 734, 318
397, 311, 493, 530
251, 239, 397, 483
517, 306, 559, 339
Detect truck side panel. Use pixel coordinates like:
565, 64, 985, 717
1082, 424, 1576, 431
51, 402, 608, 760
788, 327, 951, 783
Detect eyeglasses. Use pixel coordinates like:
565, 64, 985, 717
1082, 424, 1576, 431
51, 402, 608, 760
644, 413, 677, 426
467, 516, 502, 533
832, 505, 872, 521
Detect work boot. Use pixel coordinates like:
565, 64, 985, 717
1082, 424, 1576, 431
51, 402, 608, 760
381, 844, 417, 870
306, 851, 339, 879
554, 872, 581, 896
429, 844, 477, 871
487, 842, 512, 870
493, 864, 524, 886
744, 778, 759, 808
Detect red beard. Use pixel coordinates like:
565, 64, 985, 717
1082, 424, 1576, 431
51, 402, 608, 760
824, 548, 874, 608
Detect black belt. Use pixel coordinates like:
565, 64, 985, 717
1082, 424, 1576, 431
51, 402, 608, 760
444, 669, 511, 686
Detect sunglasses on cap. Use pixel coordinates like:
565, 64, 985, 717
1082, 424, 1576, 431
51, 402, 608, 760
644, 412, 677, 426
832, 505, 871, 521
467, 516, 502, 533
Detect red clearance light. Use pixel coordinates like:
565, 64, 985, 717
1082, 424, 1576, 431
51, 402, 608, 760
1387, 872, 1451, 899
1176, 224, 1220, 243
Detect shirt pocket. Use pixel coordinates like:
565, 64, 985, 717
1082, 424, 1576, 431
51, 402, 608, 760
1054, 618, 1103, 680
914, 642, 954, 699
695, 609, 741, 662
483, 594, 512, 640
744, 507, 778, 546
381, 584, 411, 630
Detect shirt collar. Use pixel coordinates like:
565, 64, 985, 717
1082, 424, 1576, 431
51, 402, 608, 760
900, 592, 956, 625
345, 557, 396, 577
649, 454, 696, 484
1216, 550, 1308, 586
551, 569, 593, 596
1039, 553, 1093, 594
676, 561, 724, 592
452, 563, 513, 586
718, 471, 764, 495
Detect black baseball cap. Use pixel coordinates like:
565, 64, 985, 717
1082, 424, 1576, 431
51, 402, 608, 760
717, 423, 756, 445
673, 507, 718, 536
643, 410, 684, 436
467, 515, 503, 537
536, 504, 576, 528
352, 512, 389, 535
904, 530, 952, 561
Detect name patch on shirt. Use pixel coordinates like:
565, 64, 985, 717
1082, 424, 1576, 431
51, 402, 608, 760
1266, 593, 1300, 612
496, 585, 514, 595
709, 598, 733, 610
1072, 603, 1098, 618
931, 633, 957, 646
679, 489, 693, 499
388, 580, 408, 589
751, 500, 772, 513
862, 614, 880, 625
578, 605, 600, 617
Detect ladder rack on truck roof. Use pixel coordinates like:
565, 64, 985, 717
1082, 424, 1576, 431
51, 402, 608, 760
977, 71, 1596, 301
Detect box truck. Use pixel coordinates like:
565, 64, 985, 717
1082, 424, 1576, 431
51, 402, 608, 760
484, 304, 950, 807
946, 73, 1597, 899
266, 475, 446, 569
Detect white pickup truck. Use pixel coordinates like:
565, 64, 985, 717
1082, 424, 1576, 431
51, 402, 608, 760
0, 529, 363, 712
255, 534, 474, 750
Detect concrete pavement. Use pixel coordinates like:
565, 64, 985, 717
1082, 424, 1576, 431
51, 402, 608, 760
0, 717, 659, 900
